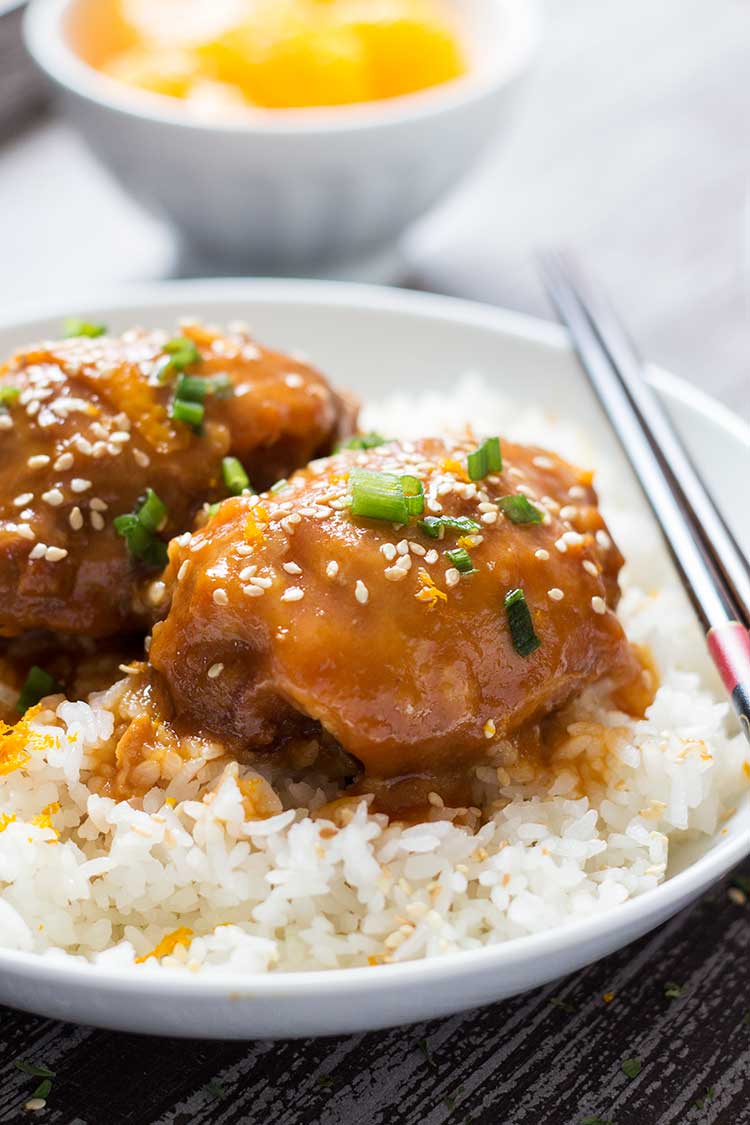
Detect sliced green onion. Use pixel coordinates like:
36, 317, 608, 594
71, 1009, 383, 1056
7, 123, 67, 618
137, 487, 167, 533
207, 501, 222, 518
175, 373, 233, 402
114, 489, 169, 568
336, 432, 386, 453
418, 515, 481, 539
0, 386, 20, 408
445, 547, 475, 574
270, 478, 288, 494
222, 456, 251, 496
164, 337, 201, 367
350, 468, 409, 524
505, 587, 541, 657
400, 475, 425, 517
31, 1078, 53, 1102
497, 494, 543, 525
17, 666, 61, 714
63, 318, 106, 339
467, 436, 503, 481
170, 398, 204, 431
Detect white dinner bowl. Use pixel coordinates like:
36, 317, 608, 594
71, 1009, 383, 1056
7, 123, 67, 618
24, 0, 539, 276
0, 279, 747, 1039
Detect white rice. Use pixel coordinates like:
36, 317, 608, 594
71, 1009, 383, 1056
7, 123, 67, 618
0, 376, 746, 975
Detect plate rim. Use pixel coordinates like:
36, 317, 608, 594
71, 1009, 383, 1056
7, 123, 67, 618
0, 276, 747, 998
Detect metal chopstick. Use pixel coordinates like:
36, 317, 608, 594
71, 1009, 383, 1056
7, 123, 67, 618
539, 250, 750, 740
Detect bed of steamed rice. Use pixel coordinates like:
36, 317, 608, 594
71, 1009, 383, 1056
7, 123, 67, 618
0, 376, 746, 975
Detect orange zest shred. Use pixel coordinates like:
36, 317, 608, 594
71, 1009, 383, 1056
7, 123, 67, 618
0, 709, 49, 777
0, 813, 16, 833
31, 802, 61, 833
743, 761, 750, 782
415, 568, 447, 609
136, 926, 194, 964
244, 505, 269, 544
440, 457, 469, 483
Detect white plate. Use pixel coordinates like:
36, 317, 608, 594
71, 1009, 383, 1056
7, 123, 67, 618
0, 279, 748, 1039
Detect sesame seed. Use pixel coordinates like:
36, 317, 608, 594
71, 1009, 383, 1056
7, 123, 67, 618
326, 561, 339, 578
281, 587, 304, 602
242, 585, 265, 598
29, 543, 46, 560
13, 493, 33, 507
16, 524, 34, 540
0, 414, 13, 431
425, 549, 439, 565
90, 497, 108, 511
91, 511, 105, 531
71, 478, 92, 493
562, 530, 584, 546
409, 542, 426, 557
27, 454, 50, 469
41, 488, 64, 507
284, 372, 304, 388
384, 565, 408, 581
207, 662, 224, 679
532, 456, 554, 469
380, 543, 397, 562
483, 719, 497, 739
596, 529, 612, 550
175, 532, 191, 547
250, 576, 272, 589
110, 431, 131, 444
396, 540, 409, 556
146, 580, 166, 606
445, 568, 461, 588
548, 587, 564, 601
559, 505, 577, 520
133, 449, 150, 468
24, 1098, 46, 1112
26, 399, 40, 416
554, 537, 568, 554
535, 548, 550, 561
45, 546, 68, 562
355, 580, 369, 604
583, 559, 599, 576
54, 452, 74, 471
177, 560, 191, 581
213, 588, 229, 606
481, 510, 498, 525
591, 596, 607, 615
428, 791, 445, 808
569, 485, 586, 499
239, 565, 257, 581
283, 562, 302, 575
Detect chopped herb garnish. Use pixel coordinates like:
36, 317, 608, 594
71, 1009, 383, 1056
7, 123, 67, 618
222, 456, 251, 496
622, 1058, 641, 1080
63, 318, 106, 339
170, 398, 205, 431
31, 1078, 52, 1101
204, 1080, 225, 1100
549, 996, 575, 1013
467, 436, 503, 481
316, 1076, 335, 1090
446, 547, 475, 574
176, 373, 233, 402
207, 502, 222, 518
17, 667, 61, 715
400, 475, 425, 517
336, 432, 386, 452
270, 479, 288, 493
418, 1038, 436, 1068
664, 981, 683, 1000
14, 1061, 56, 1079
497, 494, 543, 525
0, 386, 20, 408
580, 1118, 613, 1125
418, 515, 481, 539
505, 588, 541, 657
114, 489, 169, 568
350, 468, 409, 524
694, 1087, 715, 1109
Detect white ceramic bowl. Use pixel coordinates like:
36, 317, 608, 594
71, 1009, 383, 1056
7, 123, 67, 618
24, 0, 539, 275
0, 279, 747, 1039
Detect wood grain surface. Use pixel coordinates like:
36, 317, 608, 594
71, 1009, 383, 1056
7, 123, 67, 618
0, 1, 748, 1122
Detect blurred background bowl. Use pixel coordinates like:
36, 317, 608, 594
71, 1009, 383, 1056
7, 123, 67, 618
0, 0, 48, 140
24, 0, 539, 278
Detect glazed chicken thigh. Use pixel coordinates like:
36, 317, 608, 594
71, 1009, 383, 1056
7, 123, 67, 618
150, 435, 641, 801
0, 321, 352, 638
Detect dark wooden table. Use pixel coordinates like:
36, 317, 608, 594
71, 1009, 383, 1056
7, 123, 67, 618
1, 1, 750, 1121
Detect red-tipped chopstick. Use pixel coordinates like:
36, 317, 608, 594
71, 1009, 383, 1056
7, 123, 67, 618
539, 251, 750, 743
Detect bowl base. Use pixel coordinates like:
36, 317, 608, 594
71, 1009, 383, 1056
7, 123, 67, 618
173, 239, 408, 287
